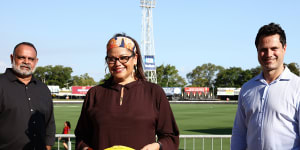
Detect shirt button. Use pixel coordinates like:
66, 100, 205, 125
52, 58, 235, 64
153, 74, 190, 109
28, 98, 31, 100
33, 121, 36, 124
30, 109, 34, 112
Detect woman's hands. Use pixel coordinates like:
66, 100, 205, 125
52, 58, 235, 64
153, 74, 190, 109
141, 142, 160, 150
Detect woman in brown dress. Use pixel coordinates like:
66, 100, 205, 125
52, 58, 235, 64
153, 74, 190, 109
75, 33, 179, 150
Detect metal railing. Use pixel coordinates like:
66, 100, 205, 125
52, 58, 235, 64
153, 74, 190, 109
55, 134, 232, 150
179, 135, 231, 150
56, 134, 76, 150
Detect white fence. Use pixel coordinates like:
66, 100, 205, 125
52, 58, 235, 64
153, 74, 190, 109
55, 134, 75, 150
55, 134, 232, 150
180, 135, 231, 150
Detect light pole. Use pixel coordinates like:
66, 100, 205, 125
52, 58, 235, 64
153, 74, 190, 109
64, 82, 71, 89
212, 84, 215, 99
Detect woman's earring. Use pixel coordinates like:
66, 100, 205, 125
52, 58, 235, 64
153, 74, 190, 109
132, 65, 137, 78
134, 65, 137, 73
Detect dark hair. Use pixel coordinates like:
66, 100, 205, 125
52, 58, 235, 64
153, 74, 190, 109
255, 22, 286, 48
105, 33, 146, 83
13, 42, 37, 56
65, 121, 71, 128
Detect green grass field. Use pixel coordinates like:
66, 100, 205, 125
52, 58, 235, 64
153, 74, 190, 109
53, 103, 237, 150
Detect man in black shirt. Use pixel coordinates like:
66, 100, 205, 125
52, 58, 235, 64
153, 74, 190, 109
0, 42, 56, 150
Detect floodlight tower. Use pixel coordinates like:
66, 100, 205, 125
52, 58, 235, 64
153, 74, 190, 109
140, 0, 157, 83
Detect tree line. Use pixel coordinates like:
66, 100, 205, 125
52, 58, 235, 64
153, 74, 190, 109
32, 62, 300, 89
34, 65, 96, 88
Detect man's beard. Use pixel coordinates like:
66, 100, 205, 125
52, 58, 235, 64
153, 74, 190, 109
12, 60, 36, 76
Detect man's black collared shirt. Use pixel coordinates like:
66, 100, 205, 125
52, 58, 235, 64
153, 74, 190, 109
0, 68, 56, 150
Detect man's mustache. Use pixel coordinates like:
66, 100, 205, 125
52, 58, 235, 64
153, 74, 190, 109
20, 63, 32, 70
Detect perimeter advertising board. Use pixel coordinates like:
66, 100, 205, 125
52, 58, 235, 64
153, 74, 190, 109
47, 85, 60, 94
162, 87, 182, 96
184, 87, 209, 94
217, 87, 241, 96
72, 86, 93, 95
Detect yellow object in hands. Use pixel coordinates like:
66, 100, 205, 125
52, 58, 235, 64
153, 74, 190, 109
104, 145, 135, 150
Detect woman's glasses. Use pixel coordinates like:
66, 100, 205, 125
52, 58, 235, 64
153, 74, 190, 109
106, 53, 135, 64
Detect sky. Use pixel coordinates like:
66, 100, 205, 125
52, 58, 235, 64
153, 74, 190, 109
1, 1, 299, 82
